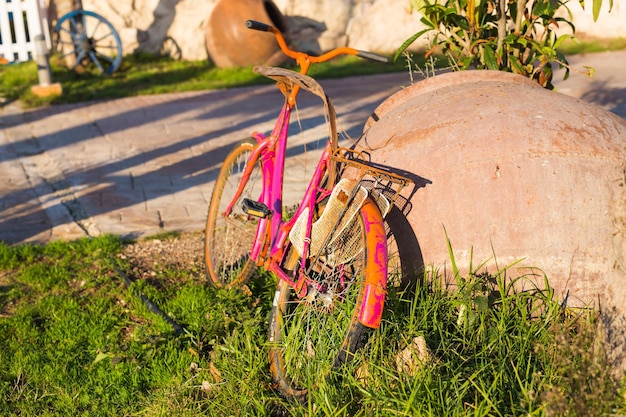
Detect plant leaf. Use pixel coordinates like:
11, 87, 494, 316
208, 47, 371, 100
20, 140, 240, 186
483, 45, 498, 70
553, 34, 574, 49
592, 0, 602, 21
93, 351, 113, 364
443, 225, 461, 285
475, 295, 489, 312
410, 0, 428, 12
393, 28, 432, 62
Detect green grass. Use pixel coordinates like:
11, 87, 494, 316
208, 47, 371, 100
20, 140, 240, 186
558, 35, 626, 55
2, 35, 623, 109
0, 53, 408, 109
1, 234, 624, 416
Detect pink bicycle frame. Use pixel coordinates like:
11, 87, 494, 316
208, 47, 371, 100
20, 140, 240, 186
224, 96, 389, 329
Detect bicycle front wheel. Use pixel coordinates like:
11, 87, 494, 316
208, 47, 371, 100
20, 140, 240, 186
204, 138, 263, 287
268, 198, 387, 402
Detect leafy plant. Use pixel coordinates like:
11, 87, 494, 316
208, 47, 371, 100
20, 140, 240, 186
396, 0, 613, 88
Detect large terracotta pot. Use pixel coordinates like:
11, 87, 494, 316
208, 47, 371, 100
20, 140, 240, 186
205, 0, 287, 68
346, 70, 626, 320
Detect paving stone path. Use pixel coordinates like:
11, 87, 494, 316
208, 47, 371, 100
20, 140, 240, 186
1, 50, 624, 244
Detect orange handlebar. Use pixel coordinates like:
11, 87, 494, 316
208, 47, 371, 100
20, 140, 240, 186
245, 20, 387, 74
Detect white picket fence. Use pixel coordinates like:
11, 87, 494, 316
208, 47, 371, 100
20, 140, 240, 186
0, 0, 49, 62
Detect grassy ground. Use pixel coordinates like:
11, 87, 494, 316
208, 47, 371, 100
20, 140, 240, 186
0, 53, 408, 109
1, 35, 624, 109
558, 35, 626, 55
1, 234, 624, 416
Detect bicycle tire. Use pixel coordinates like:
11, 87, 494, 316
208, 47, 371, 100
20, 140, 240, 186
204, 138, 263, 287
268, 197, 387, 402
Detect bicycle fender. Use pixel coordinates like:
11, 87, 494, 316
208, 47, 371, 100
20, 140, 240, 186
357, 198, 388, 329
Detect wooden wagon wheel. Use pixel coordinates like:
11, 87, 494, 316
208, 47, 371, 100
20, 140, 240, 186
54, 10, 122, 75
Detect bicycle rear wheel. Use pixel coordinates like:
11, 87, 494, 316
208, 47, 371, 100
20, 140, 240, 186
204, 138, 263, 287
268, 198, 387, 402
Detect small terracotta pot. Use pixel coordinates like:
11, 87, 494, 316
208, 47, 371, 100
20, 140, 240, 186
205, 0, 287, 68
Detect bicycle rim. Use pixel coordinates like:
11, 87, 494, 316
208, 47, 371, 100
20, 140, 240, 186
204, 138, 262, 287
268, 205, 376, 401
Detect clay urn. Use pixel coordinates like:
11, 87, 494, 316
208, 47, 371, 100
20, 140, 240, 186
345, 70, 626, 325
205, 0, 288, 68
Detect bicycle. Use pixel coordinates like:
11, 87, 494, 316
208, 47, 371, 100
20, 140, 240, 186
204, 20, 413, 402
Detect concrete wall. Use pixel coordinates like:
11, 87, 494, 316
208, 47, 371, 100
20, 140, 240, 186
558, 0, 626, 39
47, 0, 626, 61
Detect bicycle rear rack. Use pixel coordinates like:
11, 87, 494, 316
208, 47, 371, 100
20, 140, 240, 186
331, 147, 414, 215
288, 147, 414, 269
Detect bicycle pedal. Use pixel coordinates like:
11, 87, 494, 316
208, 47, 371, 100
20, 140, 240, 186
242, 198, 272, 218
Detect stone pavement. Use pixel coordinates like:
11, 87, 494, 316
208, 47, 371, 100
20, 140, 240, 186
1, 50, 625, 245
